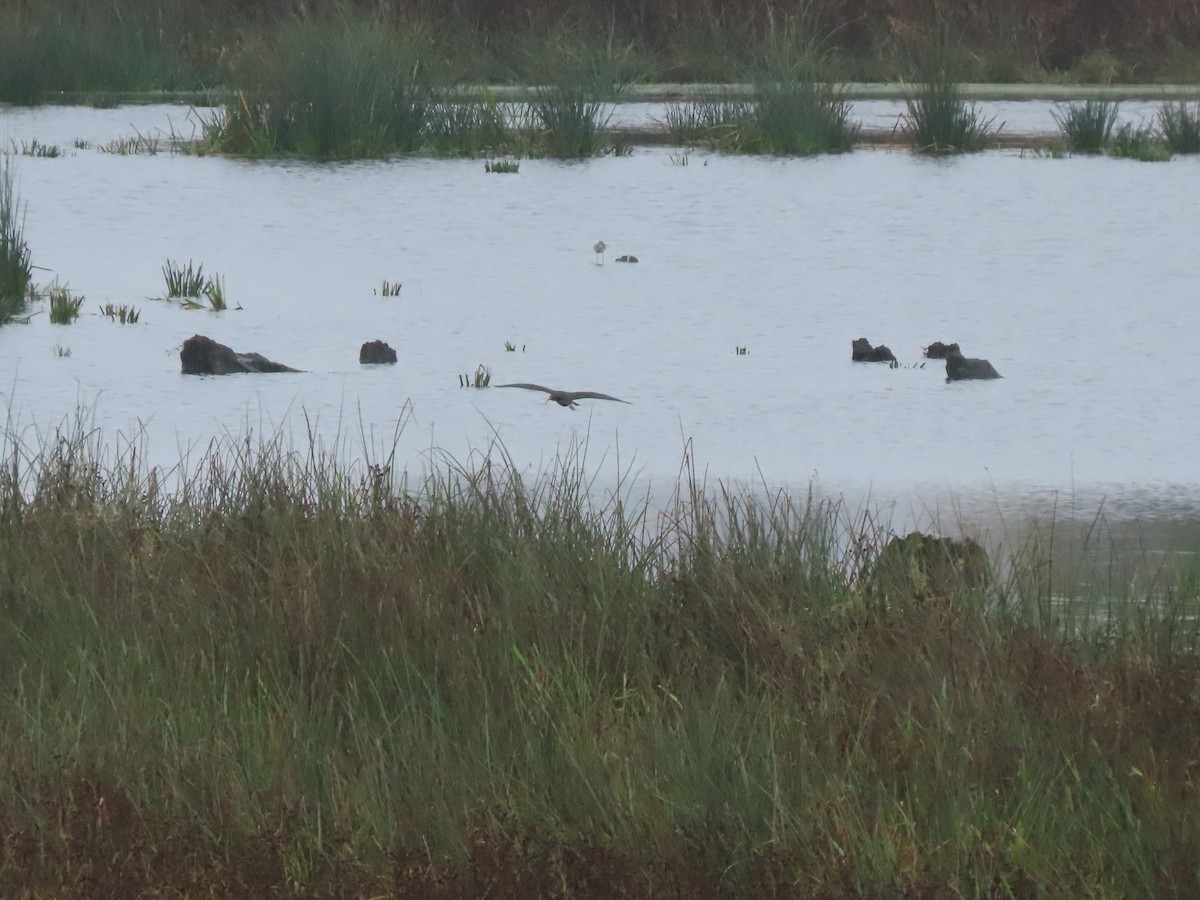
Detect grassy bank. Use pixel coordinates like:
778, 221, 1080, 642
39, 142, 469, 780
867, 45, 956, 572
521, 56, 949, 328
1, 420, 1199, 896
2, 0, 1200, 108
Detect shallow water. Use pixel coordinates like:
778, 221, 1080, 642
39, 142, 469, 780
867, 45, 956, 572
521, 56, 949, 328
2, 103, 1199, 543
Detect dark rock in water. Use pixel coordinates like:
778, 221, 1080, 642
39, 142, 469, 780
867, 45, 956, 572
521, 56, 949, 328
180, 334, 300, 375
944, 343, 1001, 381
359, 340, 397, 365
869, 531, 992, 602
615, 255, 639, 263
852, 337, 897, 363
923, 341, 952, 359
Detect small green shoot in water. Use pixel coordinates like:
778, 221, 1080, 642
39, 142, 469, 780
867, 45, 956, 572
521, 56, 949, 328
16, 139, 62, 158
203, 274, 228, 311
100, 302, 141, 323
459, 364, 491, 388
375, 280, 402, 297
53, 344, 71, 357
101, 132, 160, 156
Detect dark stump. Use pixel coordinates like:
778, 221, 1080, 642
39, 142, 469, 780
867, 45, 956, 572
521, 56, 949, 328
944, 343, 1002, 381
180, 335, 300, 375
852, 337, 897, 363
359, 340, 398, 365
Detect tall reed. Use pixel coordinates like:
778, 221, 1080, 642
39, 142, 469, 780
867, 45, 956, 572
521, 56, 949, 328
0, 158, 33, 324
1159, 101, 1200, 154
0, 1, 198, 104
746, 71, 859, 154
903, 73, 1001, 154
528, 82, 615, 158
1, 416, 1198, 894
1052, 99, 1119, 153
202, 15, 431, 159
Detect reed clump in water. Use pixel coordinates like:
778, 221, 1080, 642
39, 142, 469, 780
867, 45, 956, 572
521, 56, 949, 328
199, 15, 433, 159
1108, 122, 1172, 162
1052, 99, 1120, 153
0, 158, 33, 325
1, 418, 1199, 896
1159, 101, 1200, 154
903, 71, 1002, 154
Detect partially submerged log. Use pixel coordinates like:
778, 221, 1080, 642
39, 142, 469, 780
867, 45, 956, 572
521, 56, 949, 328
180, 335, 300, 375
852, 337, 897, 363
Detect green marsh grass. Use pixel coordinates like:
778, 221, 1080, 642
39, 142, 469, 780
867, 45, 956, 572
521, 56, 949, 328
47, 283, 85, 324
0, 3, 197, 105
16, 139, 61, 158
459, 364, 492, 387
375, 279, 402, 297
202, 17, 431, 159
1, 417, 1199, 894
662, 97, 752, 146
161, 259, 205, 300
903, 75, 1001, 154
0, 158, 33, 325
527, 82, 615, 158
53, 344, 71, 357
485, 158, 521, 173
1159, 102, 1200, 154
427, 91, 515, 157
744, 76, 859, 155
1052, 99, 1120, 153
202, 274, 228, 311
1108, 122, 1172, 161
100, 132, 161, 156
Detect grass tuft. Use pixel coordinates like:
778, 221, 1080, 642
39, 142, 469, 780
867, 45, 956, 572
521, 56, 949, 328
16, 138, 61, 158
47, 283, 85, 324
375, 280, 402, 297
1108, 123, 1172, 161
485, 158, 520, 173
0, 158, 33, 325
202, 274, 228, 311
1159, 102, 1200, 154
1052, 100, 1119, 153
527, 82, 615, 158
161, 259, 205, 300
100, 132, 160, 156
903, 72, 1001, 154
100, 302, 141, 324
200, 16, 431, 159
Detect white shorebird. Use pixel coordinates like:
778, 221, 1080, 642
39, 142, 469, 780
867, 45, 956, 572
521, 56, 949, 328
495, 383, 630, 409
593, 240, 607, 265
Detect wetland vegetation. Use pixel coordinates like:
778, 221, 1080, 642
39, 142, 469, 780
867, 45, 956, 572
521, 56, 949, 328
0, 157, 32, 324
1, 420, 1199, 896
2, 0, 1200, 108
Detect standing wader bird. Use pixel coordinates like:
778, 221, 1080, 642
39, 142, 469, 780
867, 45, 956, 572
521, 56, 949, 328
593, 240, 607, 265
495, 383, 630, 409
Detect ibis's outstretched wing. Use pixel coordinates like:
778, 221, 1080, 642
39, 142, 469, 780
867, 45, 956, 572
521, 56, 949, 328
568, 391, 629, 404
495, 383, 556, 394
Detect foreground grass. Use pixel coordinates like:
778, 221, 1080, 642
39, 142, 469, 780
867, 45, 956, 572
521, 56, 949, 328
1, 422, 1199, 896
